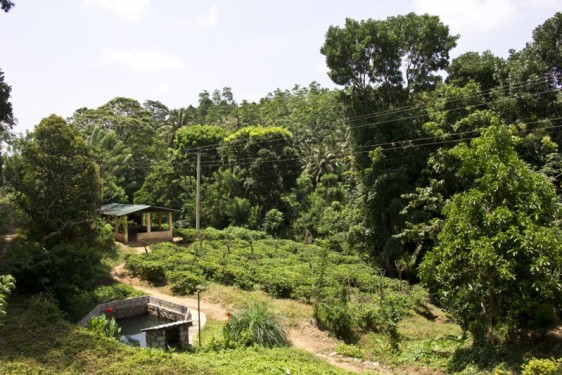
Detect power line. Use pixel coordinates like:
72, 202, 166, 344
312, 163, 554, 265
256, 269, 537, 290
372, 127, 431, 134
187, 76, 560, 154
199, 118, 562, 169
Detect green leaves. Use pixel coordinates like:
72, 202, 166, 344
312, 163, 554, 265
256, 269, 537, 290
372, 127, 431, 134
0, 274, 15, 326
420, 125, 562, 344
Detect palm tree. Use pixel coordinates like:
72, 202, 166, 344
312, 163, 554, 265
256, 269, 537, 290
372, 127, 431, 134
159, 107, 195, 147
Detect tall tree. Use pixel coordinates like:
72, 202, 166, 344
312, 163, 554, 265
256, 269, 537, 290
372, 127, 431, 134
1, 0, 14, 12
69, 97, 157, 200
220, 126, 301, 221
20, 115, 100, 246
321, 13, 458, 271
419, 125, 562, 345
0, 69, 15, 183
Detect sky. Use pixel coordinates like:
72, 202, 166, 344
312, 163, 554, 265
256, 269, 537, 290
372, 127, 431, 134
1, 0, 560, 134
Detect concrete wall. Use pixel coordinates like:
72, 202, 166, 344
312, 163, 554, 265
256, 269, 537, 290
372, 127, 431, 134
78, 296, 191, 327
137, 230, 173, 242
144, 322, 190, 350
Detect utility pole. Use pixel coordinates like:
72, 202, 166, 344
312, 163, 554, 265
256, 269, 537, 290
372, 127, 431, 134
196, 149, 201, 231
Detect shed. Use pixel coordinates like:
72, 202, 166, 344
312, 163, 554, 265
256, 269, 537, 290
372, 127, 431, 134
101, 203, 178, 244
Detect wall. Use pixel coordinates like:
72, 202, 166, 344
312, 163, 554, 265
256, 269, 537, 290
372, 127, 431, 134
78, 296, 191, 327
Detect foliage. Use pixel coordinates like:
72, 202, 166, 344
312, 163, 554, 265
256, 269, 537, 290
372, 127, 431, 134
69, 97, 157, 200
0, 274, 14, 326
222, 299, 290, 348
88, 313, 121, 340
85, 128, 131, 203
0, 296, 348, 375
220, 125, 301, 223
18, 115, 100, 246
3, 240, 105, 300
0, 69, 14, 145
167, 270, 205, 295
521, 358, 562, 375
0, 0, 14, 13
420, 125, 562, 345
335, 343, 365, 359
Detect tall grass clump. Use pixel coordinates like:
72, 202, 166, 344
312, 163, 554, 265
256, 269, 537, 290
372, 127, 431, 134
223, 299, 290, 348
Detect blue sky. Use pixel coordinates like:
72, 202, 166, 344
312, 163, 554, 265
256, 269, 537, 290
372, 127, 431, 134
1, 0, 560, 134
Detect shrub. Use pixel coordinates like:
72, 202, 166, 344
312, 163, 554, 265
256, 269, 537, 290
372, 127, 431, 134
521, 358, 562, 375
218, 266, 254, 291
167, 271, 205, 295
173, 228, 198, 243
336, 343, 365, 359
94, 284, 145, 302
223, 299, 290, 348
89, 313, 121, 340
314, 299, 354, 342
125, 257, 166, 283
257, 270, 297, 298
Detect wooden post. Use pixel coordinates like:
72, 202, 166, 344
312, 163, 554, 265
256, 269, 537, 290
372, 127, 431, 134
196, 149, 201, 231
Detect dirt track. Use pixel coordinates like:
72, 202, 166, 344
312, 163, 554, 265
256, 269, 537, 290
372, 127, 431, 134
111, 261, 387, 373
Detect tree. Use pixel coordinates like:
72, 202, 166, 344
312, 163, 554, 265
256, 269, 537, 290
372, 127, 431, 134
20, 115, 100, 246
0, 69, 15, 183
220, 126, 301, 220
0, 274, 15, 327
69, 97, 157, 200
159, 107, 195, 147
86, 128, 131, 203
1, 0, 14, 13
446, 51, 506, 93
321, 13, 458, 272
321, 13, 458, 94
143, 99, 170, 127
419, 125, 562, 345
532, 12, 562, 85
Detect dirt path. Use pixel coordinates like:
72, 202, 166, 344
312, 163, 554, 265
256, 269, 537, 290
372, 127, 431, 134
111, 262, 388, 373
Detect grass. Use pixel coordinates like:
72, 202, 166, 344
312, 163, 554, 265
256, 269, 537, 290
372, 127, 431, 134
0, 295, 353, 375
203, 282, 313, 327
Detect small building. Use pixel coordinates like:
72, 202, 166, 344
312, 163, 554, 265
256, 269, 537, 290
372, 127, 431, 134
101, 203, 178, 244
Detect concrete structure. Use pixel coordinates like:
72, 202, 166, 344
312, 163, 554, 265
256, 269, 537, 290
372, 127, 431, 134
101, 203, 178, 244
79, 296, 193, 351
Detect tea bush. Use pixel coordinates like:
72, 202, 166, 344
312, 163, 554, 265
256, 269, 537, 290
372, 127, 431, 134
126, 228, 429, 341
167, 270, 205, 295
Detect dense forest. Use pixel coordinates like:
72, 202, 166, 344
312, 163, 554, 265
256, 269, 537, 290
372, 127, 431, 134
1, 8, 562, 374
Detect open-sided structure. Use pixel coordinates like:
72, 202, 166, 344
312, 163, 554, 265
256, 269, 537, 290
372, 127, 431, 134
101, 203, 178, 244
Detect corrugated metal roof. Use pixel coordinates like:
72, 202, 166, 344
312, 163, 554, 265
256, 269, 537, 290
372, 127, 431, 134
141, 319, 192, 332
100, 203, 178, 216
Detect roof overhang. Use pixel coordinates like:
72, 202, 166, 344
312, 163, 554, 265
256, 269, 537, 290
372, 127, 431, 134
100, 203, 179, 217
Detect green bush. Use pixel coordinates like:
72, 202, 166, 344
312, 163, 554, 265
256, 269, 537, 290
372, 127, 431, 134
314, 299, 355, 342
94, 284, 145, 302
521, 358, 562, 375
258, 270, 298, 298
125, 257, 166, 283
335, 343, 365, 359
88, 313, 121, 340
218, 265, 254, 290
173, 228, 198, 243
223, 299, 290, 348
167, 270, 205, 295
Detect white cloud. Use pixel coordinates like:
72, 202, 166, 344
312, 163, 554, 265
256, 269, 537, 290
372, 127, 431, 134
197, 4, 219, 29
97, 48, 184, 73
84, 0, 150, 22
412, 0, 520, 34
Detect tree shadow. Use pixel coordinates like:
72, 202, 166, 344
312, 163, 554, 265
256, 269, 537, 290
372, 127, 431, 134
448, 329, 562, 373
